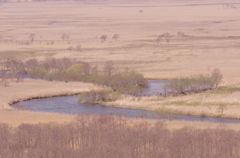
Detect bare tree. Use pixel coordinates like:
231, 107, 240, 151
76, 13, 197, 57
61, 34, 66, 41
61, 34, 70, 41
67, 46, 74, 52
156, 33, 171, 43
112, 34, 120, 41
25, 58, 39, 70
162, 84, 169, 97
218, 104, 227, 117
7, 59, 26, 82
82, 62, 90, 75
211, 68, 223, 88
100, 35, 108, 43
104, 60, 115, 76
76, 45, 81, 52
177, 31, 186, 37
91, 65, 99, 75
29, 33, 36, 42
2, 78, 9, 87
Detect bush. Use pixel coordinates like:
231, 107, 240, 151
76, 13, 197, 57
66, 64, 83, 77
100, 71, 148, 94
27, 67, 47, 79
164, 70, 223, 95
78, 89, 121, 103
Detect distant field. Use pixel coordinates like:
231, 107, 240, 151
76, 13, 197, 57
0, 0, 240, 85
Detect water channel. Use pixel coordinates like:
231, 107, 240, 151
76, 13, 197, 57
12, 80, 240, 124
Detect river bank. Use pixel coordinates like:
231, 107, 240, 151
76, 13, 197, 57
0, 79, 99, 126
1, 79, 240, 130
0, 79, 100, 109
102, 88, 240, 120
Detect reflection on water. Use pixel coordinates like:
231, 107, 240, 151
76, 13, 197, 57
141, 80, 169, 96
12, 80, 240, 124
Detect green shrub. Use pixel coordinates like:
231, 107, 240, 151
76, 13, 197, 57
164, 70, 222, 95
66, 64, 83, 76
78, 89, 121, 104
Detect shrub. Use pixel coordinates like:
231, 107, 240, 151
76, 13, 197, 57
66, 64, 83, 76
78, 89, 121, 103
27, 67, 47, 79
164, 69, 223, 95
106, 71, 148, 94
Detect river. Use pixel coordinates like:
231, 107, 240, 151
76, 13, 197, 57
12, 80, 240, 124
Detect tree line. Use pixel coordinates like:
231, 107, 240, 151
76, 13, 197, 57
0, 57, 148, 94
0, 114, 240, 158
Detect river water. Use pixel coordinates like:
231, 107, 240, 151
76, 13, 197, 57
12, 80, 240, 124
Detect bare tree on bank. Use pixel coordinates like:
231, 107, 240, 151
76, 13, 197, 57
211, 68, 223, 88
104, 60, 115, 76
218, 104, 227, 117
3, 59, 26, 82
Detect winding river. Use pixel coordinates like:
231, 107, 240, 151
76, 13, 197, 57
12, 80, 240, 124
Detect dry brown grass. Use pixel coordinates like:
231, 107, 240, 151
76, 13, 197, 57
0, 0, 240, 84
2, 114, 240, 158
1, 0, 240, 128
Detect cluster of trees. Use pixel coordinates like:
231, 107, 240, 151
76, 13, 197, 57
96, 71, 148, 93
0, 58, 26, 85
99, 34, 120, 43
156, 32, 190, 44
0, 34, 55, 46
0, 33, 80, 53
0, 57, 148, 95
162, 69, 223, 96
78, 69, 148, 103
0, 115, 240, 158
